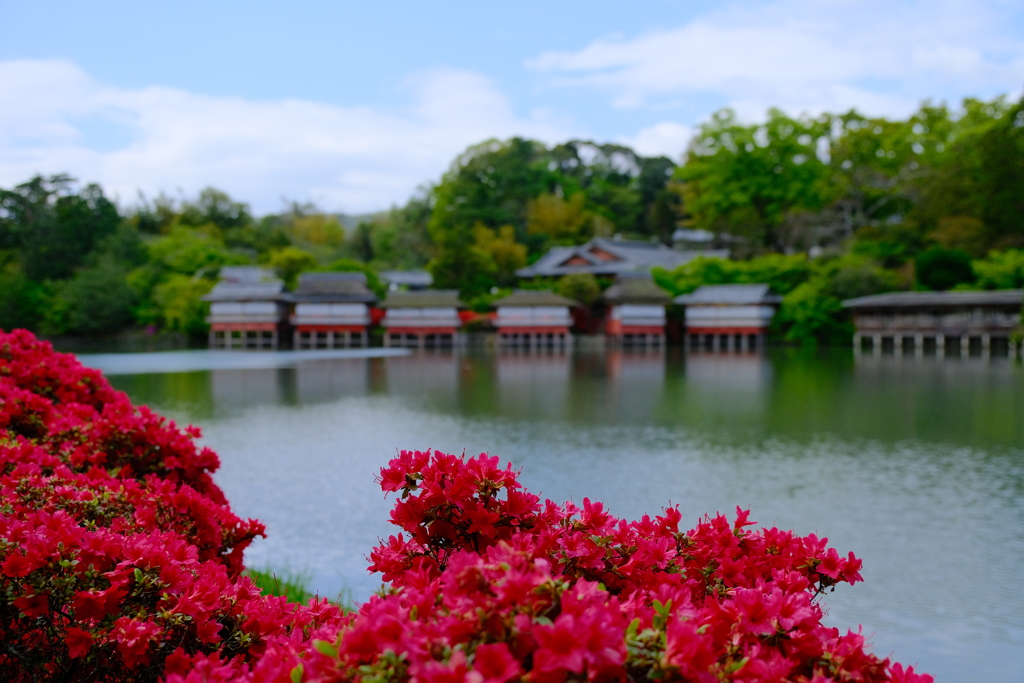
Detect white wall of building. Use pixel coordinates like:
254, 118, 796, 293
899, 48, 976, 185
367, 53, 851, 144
611, 304, 666, 327
685, 305, 775, 329
496, 306, 572, 327
383, 307, 461, 327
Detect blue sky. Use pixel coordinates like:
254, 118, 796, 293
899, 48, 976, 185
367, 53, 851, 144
1, 0, 1022, 214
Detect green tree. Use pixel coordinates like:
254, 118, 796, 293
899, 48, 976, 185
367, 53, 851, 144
427, 239, 497, 299
431, 138, 557, 239
145, 226, 243, 277
290, 214, 345, 247
776, 256, 897, 346
913, 97, 1024, 252
776, 279, 851, 347
0, 256, 47, 331
827, 259, 899, 301
267, 246, 318, 289
850, 223, 929, 269
828, 110, 934, 234
150, 275, 215, 338
636, 156, 679, 243
54, 259, 138, 335
323, 258, 386, 298
930, 216, 989, 257
128, 192, 179, 234
427, 137, 678, 289
548, 141, 664, 238
428, 137, 555, 288
526, 193, 592, 244
557, 273, 601, 305
676, 109, 834, 253
0, 175, 121, 281
128, 226, 247, 335
652, 254, 812, 297
474, 224, 527, 286
915, 247, 975, 290
179, 187, 252, 230
174, 187, 278, 254
368, 193, 434, 269
353, 221, 374, 262
646, 186, 682, 246
972, 249, 1024, 289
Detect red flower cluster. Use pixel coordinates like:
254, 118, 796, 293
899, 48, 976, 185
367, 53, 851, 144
175, 450, 930, 683
0, 330, 345, 681
1, 329, 933, 682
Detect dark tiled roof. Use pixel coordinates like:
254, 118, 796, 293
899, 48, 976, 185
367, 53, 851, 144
379, 290, 465, 308
517, 237, 729, 277
491, 290, 579, 307
201, 283, 286, 302
675, 284, 782, 305
842, 289, 1024, 309
381, 270, 433, 287
289, 272, 376, 303
603, 274, 672, 305
219, 266, 277, 284
201, 266, 286, 301
671, 228, 715, 244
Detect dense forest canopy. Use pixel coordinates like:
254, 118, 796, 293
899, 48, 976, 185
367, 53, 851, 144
1, 94, 1021, 345
678, 97, 1024, 257
425, 138, 679, 294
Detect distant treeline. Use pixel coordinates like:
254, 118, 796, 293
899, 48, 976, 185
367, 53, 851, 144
1, 94, 1022, 345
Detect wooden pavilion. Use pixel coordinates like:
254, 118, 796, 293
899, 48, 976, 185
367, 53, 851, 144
602, 273, 671, 347
675, 284, 782, 351
288, 272, 377, 349
202, 267, 288, 350
842, 289, 1023, 356
379, 290, 465, 348
492, 290, 578, 348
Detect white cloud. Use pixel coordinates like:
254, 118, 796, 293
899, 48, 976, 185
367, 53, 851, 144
617, 122, 693, 159
528, 0, 1024, 120
0, 60, 576, 214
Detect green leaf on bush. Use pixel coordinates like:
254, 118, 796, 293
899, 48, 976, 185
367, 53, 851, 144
313, 639, 339, 658
726, 657, 749, 674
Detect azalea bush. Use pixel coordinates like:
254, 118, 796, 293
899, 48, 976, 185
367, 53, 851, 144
0, 329, 344, 681
0, 329, 932, 683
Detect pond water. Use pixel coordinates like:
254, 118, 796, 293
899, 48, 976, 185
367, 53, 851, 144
97, 347, 1024, 682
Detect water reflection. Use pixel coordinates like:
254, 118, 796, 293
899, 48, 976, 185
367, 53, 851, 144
113, 348, 1024, 450
683, 350, 772, 392
294, 359, 371, 404
212, 368, 286, 409
496, 349, 571, 419
670, 352, 773, 438
378, 350, 460, 400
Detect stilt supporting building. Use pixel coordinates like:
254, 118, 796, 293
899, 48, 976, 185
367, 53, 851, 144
842, 290, 1023, 357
